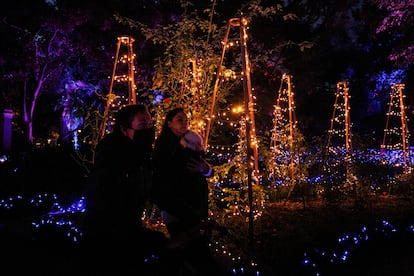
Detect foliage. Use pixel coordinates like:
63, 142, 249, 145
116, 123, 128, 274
391, 170, 414, 196
1, 17, 70, 142
371, 0, 414, 66
0, 1, 116, 148
116, 7, 235, 140
54, 78, 106, 169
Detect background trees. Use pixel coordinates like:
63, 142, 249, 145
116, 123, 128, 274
0, 0, 412, 153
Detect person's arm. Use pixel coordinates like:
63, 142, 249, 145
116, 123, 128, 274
187, 157, 214, 178
202, 164, 213, 177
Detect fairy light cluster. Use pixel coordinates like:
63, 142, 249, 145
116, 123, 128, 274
0, 194, 24, 210
381, 83, 411, 170
207, 144, 238, 163
326, 81, 353, 155
32, 196, 86, 243
207, 107, 266, 221
302, 219, 414, 275
269, 73, 300, 187
205, 221, 262, 275
322, 81, 355, 188
1, 193, 86, 243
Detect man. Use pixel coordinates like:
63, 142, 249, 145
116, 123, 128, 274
82, 104, 165, 273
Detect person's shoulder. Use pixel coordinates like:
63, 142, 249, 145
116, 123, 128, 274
101, 132, 127, 143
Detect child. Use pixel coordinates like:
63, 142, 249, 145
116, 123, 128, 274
180, 129, 204, 152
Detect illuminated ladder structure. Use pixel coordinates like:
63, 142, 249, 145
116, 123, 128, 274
324, 81, 353, 182
270, 74, 299, 198
381, 83, 411, 173
100, 36, 137, 137
204, 17, 259, 243
205, 17, 259, 176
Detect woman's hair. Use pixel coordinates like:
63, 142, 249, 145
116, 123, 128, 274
114, 104, 149, 132
160, 107, 185, 135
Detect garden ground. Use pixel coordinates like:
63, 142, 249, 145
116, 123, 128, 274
1, 191, 414, 275
1, 148, 414, 275
253, 196, 414, 275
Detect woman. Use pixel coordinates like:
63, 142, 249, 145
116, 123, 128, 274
151, 107, 212, 239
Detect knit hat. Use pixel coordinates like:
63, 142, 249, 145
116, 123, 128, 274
181, 130, 203, 151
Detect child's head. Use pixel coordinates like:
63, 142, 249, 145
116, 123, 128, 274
181, 130, 204, 151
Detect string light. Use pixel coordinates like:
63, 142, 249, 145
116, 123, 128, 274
302, 219, 414, 275
381, 83, 412, 172
268, 73, 301, 191
100, 36, 138, 137
323, 81, 355, 188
